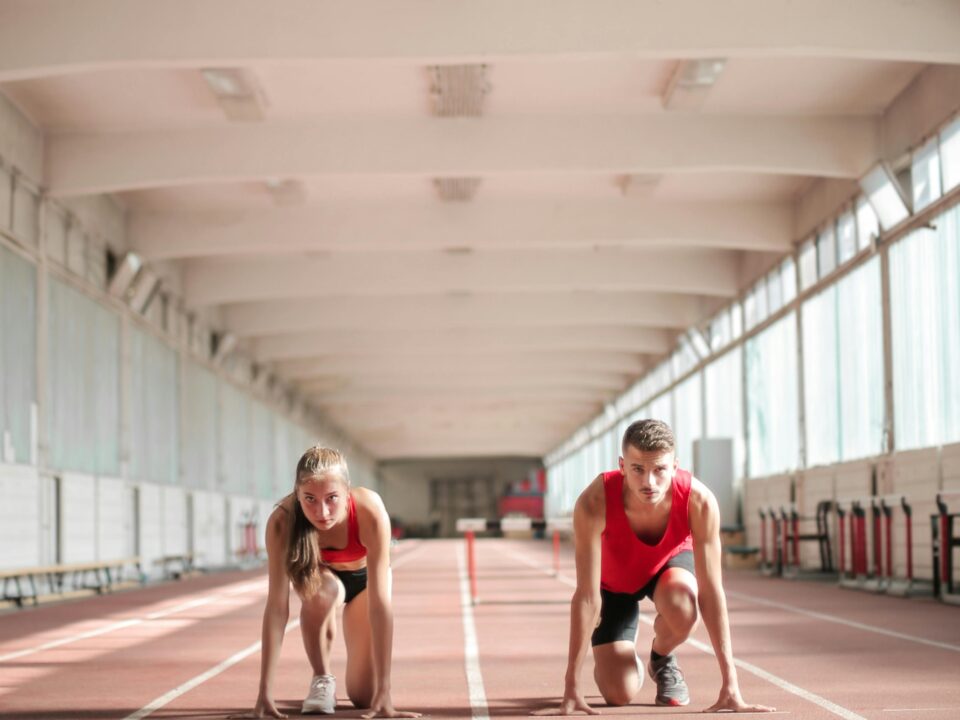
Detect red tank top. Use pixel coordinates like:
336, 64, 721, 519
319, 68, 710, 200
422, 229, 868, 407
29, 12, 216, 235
320, 493, 367, 564
600, 469, 694, 594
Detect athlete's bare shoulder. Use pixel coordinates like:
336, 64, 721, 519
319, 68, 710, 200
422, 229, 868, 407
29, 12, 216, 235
351, 485, 385, 511
688, 476, 716, 510
687, 477, 720, 539
575, 474, 606, 520
265, 499, 293, 551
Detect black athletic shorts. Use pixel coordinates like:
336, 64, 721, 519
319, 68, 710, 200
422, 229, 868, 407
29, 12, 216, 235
331, 566, 368, 604
591, 550, 696, 646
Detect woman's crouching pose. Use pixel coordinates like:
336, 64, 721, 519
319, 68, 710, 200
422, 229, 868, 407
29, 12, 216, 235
248, 446, 421, 719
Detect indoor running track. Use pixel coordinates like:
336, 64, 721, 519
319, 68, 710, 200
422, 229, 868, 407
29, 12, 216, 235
1, 538, 959, 720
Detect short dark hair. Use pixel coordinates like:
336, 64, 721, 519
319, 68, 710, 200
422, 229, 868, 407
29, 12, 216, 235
622, 419, 676, 455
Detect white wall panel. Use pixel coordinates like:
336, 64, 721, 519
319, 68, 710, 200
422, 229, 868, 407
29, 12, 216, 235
59, 472, 97, 564
128, 326, 179, 485
227, 495, 257, 560
96, 476, 126, 561
190, 490, 227, 568
258, 500, 275, 553
162, 485, 188, 557
181, 361, 218, 490
0, 464, 40, 568
137, 483, 163, 576
742, 472, 792, 550
0, 244, 37, 465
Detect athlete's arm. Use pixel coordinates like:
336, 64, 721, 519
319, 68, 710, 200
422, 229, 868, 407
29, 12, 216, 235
534, 476, 604, 716
356, 489, 421, 719
250, 507, 292, 719
689, 479, 774, 714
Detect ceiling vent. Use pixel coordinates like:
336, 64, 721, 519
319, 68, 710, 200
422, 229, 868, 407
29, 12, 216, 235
429, 65, 489, 202
434, 177, 483, 202
429, 64, 490, 117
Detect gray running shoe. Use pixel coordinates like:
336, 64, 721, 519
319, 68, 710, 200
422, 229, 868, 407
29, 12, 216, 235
648, 653, 690, 706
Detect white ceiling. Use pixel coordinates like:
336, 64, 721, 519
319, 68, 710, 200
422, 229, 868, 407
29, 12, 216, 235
1, 0, 951, 459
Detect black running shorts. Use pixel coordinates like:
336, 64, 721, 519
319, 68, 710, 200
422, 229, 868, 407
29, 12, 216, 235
591, 550, 696, 646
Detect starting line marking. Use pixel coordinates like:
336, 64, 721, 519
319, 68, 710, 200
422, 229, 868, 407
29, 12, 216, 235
497, 542, 868, 720
457, 543, 491, 720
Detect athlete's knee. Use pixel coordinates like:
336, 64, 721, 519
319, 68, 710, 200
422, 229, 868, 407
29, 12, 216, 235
598, 683, 636, 707
659, 584, 699, 632
593, 652, 642, 707
300, 568, 344, 617
347, 683, 374, 709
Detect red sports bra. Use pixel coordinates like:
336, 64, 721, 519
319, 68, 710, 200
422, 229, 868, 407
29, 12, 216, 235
320, 493, 367, 564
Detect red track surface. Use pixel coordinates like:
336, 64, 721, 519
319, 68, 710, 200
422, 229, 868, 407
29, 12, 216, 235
1, 538, 959, 720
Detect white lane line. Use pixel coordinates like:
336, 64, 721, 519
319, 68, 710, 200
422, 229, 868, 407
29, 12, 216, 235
456, 543, 490, 720
0, 618, 143, 663
392, 540, 426, 569
725, 590, 960, 654
125, 541, 427, 718
882, 708, 960, 713
498, 543, 867, 720
0, 580, 266, 663
145, 595, 218, 620
122, 619, 301, 720
677, 633, 866, 720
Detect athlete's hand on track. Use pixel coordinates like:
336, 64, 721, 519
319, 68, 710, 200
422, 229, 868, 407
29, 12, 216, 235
703, 688, 775, 713
531, 694, 600, 715
360, 693, 422, 719
228, 694, 287, 718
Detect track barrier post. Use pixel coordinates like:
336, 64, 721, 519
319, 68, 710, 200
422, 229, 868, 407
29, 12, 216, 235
932, 492, 960, 605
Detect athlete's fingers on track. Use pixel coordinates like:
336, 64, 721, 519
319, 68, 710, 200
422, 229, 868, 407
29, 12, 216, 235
702, 700, 776, 713
531, 704, 600, 716
227, 711, 287, 719
360, 709, 422, 718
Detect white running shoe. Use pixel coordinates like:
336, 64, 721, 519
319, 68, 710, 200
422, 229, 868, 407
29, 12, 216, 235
302, 673, 337, 715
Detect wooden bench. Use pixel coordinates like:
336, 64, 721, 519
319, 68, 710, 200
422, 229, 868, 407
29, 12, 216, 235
0, 557, 141, 607
152, 553, 199, 580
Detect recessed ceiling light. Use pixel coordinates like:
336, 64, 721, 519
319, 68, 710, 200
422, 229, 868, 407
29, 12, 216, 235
200, 67, 267, 122
662, 58, 727, 111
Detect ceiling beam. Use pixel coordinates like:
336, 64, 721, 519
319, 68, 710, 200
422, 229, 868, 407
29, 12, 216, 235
225, 292, 705, 336
131, 198, 792, 259
183, 247, 740, 305
310, 387, 608, 406
3, 0, 959, 83
274, 351, 647, 380
299, 371, 628, 393
47, 115, 878, 196
251, 326, 672, 361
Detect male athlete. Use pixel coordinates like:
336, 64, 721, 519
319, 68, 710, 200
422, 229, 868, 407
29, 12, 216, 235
539, 419, 773, 714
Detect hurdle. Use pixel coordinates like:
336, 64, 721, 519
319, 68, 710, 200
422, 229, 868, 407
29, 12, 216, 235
931, 491, 960, 606
778, 501, 834, 578
879, 494, 916, 596
836, 498, 868, 589
455, 516, 573, 605
837, 494, 917, 595
757, 505, 783, 576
